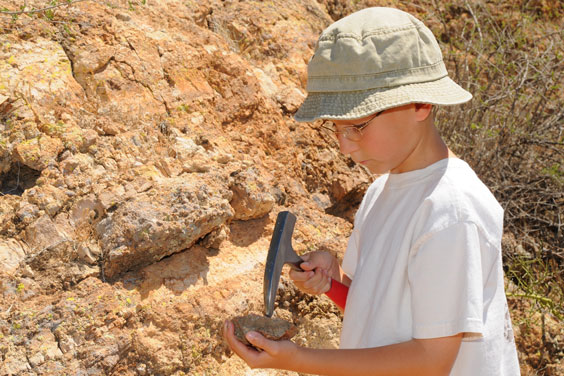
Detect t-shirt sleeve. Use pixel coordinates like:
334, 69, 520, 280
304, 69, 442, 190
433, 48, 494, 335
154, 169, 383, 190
408, 222, 485, 339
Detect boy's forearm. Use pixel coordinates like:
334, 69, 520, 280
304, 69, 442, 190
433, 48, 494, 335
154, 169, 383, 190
289, 336, 461, 376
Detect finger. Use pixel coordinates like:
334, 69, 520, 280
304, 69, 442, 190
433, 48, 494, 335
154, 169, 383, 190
299, 261, 315, 271
224, 321, 262, 362
289, 269, 314, 282
245, 331, 274, 354
224, 321, 250, 352
224, 320, 243, 350
308, 278, 331, 294
317, 275, 332, 293
304, 271, 331, 293
302, 268, 325, 288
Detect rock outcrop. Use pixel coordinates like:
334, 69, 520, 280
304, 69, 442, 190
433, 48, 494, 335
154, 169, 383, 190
97, 175, 234, 278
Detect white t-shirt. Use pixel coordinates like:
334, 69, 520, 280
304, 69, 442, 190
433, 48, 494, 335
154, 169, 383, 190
340, 158, 520, 375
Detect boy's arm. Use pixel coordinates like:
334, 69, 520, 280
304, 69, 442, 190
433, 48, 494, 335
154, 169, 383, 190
224, 321, 462, 376
295, 335, 462, 376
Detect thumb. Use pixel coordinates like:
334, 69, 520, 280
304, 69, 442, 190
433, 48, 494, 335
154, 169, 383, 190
299, 253, 315, 271
245, 331, 271, 352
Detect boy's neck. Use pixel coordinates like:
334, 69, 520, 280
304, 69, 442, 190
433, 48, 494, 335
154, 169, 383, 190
390, 118, 453, 174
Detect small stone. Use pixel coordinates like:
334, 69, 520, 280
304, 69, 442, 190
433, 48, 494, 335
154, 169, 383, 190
182, 156, 210, 173
77, 243, 98, 264
214, 153, 233, 164
136, 363, 147, 375
116, 13, 131, 21
276, 86, 306, 113
24, 214, 66, 252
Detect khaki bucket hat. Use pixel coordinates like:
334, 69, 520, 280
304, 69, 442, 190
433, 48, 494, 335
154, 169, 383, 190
294, 7, 472, 122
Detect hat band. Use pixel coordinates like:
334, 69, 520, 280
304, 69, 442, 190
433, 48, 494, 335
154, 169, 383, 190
306, 60, 448, 93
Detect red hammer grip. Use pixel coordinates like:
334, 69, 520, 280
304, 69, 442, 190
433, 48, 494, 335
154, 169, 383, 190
325, 278, 349, 310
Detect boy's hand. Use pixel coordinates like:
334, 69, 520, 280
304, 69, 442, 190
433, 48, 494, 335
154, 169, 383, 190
223, 320, 299, 370
289, 251, 338, 295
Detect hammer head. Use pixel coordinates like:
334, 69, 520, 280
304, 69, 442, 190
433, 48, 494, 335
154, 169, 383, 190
263, 211, 303, 317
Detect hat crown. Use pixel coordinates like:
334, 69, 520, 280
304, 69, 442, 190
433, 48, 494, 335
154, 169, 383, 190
307, 7, 447, 92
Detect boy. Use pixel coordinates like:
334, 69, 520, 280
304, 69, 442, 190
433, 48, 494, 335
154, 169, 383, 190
224, 7, 520, 375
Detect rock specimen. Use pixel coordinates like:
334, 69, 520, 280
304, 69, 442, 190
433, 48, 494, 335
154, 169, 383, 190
232, 313, 297, 346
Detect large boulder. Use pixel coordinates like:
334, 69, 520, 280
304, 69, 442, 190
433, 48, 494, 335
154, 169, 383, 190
96, 175, 234, 278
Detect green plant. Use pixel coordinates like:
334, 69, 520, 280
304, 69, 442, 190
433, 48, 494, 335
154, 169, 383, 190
0, 0, 90, 21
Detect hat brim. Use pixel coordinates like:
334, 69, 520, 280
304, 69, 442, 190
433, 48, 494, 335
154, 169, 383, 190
293, 76, 472, 122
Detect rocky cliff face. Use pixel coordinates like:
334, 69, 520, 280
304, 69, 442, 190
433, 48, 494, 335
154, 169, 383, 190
0, 0, 370, 374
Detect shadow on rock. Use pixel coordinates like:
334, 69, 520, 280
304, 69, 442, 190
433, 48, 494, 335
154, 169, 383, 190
131, 245, 214, 300
228, 215, 271, 248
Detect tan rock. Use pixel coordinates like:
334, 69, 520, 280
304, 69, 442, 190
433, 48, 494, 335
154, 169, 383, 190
16, 202, 40, 225
174, 137, 206, 161
132, 327, 183, 373
59, 153, 94, 175
23, 184, 68, 217
39, 121, 85, 152
13, 136, 63, 171
24, 214, 66, 253
276, 86, 306, 113
0, 347, 31, 375
182, 155, 211, 173
0, 195, 18, 235
97, 185, 126, 210
0, 238, 26, 275
229, 167, 275, 220
77, 242, 101, 265
69, 195, 104, 227
28, 329, 63, 367
0, 134, 10, 174
0, 36, 86, 123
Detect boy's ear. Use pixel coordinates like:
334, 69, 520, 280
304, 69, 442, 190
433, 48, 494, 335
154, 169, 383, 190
414, 103, 433, 122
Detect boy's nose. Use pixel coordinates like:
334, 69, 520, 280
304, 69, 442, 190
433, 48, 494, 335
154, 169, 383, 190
337, 135, 359, 155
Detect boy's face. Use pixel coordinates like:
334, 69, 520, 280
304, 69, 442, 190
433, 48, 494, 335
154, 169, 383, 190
332, 104, 430, 174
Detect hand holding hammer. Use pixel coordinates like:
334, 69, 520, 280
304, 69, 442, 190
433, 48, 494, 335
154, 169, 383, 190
264, 211, 350, 317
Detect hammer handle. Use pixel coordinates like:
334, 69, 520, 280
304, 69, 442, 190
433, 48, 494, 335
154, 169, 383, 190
325, 278, 349, 309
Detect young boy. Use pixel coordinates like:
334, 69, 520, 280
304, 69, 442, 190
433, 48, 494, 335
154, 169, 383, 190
224, 7, 520, 375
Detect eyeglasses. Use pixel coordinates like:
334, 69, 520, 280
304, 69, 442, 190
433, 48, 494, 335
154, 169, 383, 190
320, 110, 384, 142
